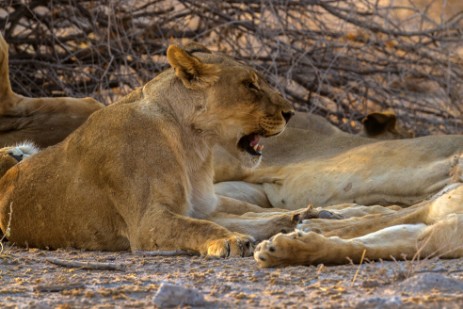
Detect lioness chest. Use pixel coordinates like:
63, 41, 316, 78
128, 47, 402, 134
188, 172, 219, 218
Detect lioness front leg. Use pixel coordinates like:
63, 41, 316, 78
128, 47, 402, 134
132, 208, 254, 258
216, 196, 340, 218
211, 197, 338, 240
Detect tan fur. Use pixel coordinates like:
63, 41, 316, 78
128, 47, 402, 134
213, 111, 409, 182
244, 135, 463, 209
0, 44, 321, 257
0, 33, 104, 148
213, 110, 416, 207
213, 114, 373, 183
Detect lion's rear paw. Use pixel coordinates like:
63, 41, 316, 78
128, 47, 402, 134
207, 233, 255, 258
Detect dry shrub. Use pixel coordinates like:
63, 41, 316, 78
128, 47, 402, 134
1, 0, 462, 135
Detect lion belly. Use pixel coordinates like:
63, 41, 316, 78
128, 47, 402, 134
262, 135, 463, 209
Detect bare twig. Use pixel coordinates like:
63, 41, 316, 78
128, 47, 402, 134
134, 250, 196, 256
0, 203, 13, 255
34, 283, 86, 293
46, 257, 127, 271
1, 0, 462, 135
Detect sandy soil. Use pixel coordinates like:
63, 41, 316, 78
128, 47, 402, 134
2, 244, 463, 308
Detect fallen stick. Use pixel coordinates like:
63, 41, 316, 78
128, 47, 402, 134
46, 257, 126, 271
34, 283, 86, 293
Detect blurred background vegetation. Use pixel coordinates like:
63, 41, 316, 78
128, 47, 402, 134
1, 0, 462, 135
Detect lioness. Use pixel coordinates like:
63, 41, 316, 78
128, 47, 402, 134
211, 103, 463, 267
213, 110, 416, 208
0, 33, 104, 148
224, 126, 463, 267
0, 44, 319, 257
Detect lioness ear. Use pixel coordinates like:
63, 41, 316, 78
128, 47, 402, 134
362, 111, 397, 136
167, 45, 220, 89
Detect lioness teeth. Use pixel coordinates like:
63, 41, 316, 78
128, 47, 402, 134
253, 144, 264, 152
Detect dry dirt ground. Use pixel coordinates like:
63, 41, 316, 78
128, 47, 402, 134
2, 244, 463, 308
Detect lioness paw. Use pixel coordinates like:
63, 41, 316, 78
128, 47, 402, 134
207, 234, 255, 258
254, 230, 317, 267
318, 209, 343, 220
254, 235, 289, 268
290, 206, 342, 223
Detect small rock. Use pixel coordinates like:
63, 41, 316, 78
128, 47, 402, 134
355, 296, 402, 309
393, 273, 463, 294
153, 282, 208, 307
362, 279, 382, 288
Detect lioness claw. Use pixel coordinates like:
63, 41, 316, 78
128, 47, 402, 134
318, 210, 343, 220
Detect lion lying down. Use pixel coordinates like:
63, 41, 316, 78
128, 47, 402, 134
213, 111, 417, 208
0, 33, 103, 148
212, 110, 463, 267
0, 43, 328, 257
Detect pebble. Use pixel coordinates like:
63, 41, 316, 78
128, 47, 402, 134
355, 296, 402, 309
393, 273, 463, 294
153, 282, 209, 307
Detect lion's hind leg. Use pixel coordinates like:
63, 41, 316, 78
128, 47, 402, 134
418, 213, 463, 259
254, 223, 428, 267
255, 214, 463, 268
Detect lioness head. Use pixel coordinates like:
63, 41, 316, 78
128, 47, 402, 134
165, 44, 294, 168
0, 142, 38, 177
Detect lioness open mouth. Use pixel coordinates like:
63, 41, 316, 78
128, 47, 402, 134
238, 133, 264, 156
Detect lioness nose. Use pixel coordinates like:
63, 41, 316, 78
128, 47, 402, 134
282, 111, 295, 123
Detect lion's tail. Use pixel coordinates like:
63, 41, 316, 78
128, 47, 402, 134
0, 33, 14, 104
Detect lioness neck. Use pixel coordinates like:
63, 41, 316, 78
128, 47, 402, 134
144, 70, 218, 148
142, 72, 219, 217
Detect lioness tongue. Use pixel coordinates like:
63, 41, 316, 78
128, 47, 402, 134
249, 135, 261, 147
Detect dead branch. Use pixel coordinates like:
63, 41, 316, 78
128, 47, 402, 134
34, 283, 86, 293
134, 250, 196, 256
1, 0, 462, 135
46, 257, 127, 271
